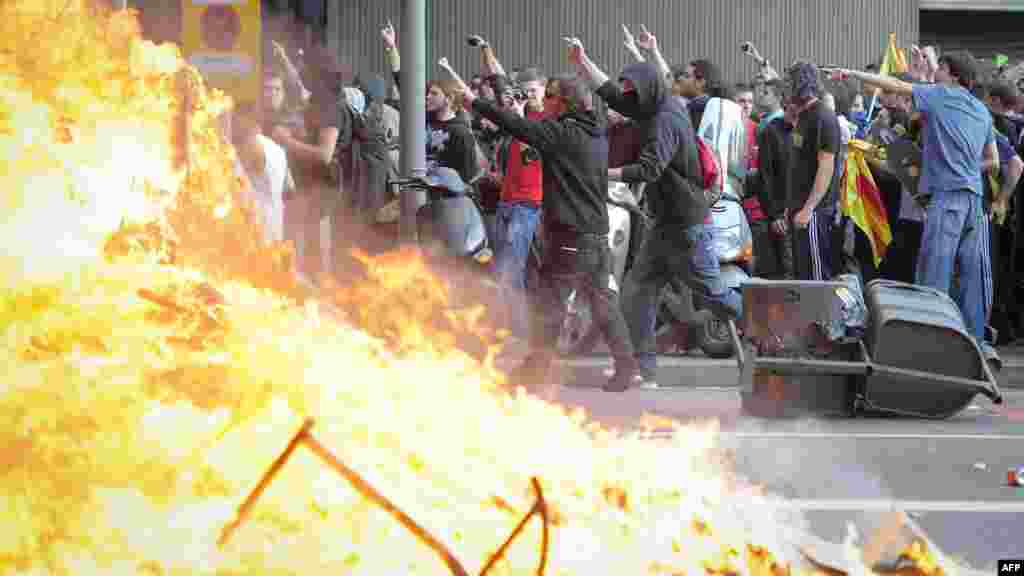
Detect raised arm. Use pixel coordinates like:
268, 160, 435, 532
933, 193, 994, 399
381, 20, 401, 89
830, 68, 913, 97
635, 25, 670, 82
466, 34, 507, 78
621, 25, 645, 63
566, 36, 641, 114
272, 41, 311, 104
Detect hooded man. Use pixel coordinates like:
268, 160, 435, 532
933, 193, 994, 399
570, 40, 742, 390
458, 71, 642, 394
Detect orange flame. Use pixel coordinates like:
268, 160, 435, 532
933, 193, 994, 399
0, 2, 964, 575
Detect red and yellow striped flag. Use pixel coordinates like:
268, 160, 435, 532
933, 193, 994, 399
842, 140, 892, 266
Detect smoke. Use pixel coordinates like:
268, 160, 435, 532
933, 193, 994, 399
721, 415, 919, 567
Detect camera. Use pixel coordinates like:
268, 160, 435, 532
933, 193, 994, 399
741, 42, 754, 54
521, 145, 540, 165
466, 35, 485, 47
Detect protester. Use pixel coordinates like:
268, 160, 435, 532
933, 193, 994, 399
569, 38, 742, 390
457, 68, 643, 393
833, 50, 998, 346
750, 78, 794, 278
786, 61, 840, 281
474, 37, 547, 341
233, 101, 294, 246
270, 50, 341, 281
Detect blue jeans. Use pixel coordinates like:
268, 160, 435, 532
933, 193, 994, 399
915, 188, 988, 342
623, 224, 743, 375
494, 201, 541, 337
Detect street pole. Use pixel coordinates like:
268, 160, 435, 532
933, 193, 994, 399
398, 0, 426, 244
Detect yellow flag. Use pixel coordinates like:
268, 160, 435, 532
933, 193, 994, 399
842, 141, 893, 266
879, 33, 908, 77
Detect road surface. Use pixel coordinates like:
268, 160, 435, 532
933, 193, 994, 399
528, 353, 1024, 572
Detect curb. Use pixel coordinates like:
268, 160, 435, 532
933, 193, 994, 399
555, 356, 1024, 390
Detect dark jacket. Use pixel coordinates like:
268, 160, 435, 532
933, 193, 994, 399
472, 86, 609, 236
427, 114, 479, 186
597, 62, 707, 228
755, 114, 790, 221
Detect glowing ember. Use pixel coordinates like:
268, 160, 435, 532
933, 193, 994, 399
0, 1, 962, 575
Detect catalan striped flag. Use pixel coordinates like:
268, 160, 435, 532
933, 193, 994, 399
842, 140, 892, 266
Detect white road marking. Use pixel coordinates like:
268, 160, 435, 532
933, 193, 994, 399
639, 431, 1024, 440
761, 499, 1024, 513
724, 432, 1024, 440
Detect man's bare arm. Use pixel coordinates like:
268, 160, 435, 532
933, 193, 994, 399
479, 39, 506, 78
382, 21, 400, 74
621, 25, 645, 63
566, 37, 610, 89
836, 69, 914, 96
984, 140, 999, 176
802, 151, 836, 212
274, 127, 339, 168
636, 25, 670, 81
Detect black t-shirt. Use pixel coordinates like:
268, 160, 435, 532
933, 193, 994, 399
427, 116, 478, 185
788, 100, 840, 212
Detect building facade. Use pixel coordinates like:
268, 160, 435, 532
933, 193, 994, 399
919, 1, 1024, 62
331, 0, 919, 86
129, 1, 920, 87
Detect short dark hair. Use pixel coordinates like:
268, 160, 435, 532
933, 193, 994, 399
938, 50, 978, 88
517, 67, 547, 85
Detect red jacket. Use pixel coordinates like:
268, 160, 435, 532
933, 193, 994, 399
500, 109, 544, 205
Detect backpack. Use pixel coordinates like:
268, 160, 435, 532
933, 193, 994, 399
359, 101, 399, 151
696, 137, 722, 193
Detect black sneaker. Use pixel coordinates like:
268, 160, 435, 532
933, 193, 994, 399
602, 370, 644, 392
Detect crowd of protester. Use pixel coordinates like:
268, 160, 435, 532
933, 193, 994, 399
231, 20, 1024, 389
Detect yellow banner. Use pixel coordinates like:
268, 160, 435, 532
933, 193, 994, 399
181, 0, 262, 103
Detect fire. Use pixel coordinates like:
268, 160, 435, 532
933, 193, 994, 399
0, 1, 961, 575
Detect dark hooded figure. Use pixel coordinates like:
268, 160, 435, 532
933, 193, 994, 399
461, 74, 642, 393
583, 59, 743, 390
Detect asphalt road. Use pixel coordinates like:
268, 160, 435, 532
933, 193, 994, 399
532, 355, 1024, 572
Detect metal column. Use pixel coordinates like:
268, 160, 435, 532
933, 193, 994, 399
398, 0, 427, 244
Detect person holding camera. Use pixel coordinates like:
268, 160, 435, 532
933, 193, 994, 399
470, 36, 548, 343
453, 61, 643, 394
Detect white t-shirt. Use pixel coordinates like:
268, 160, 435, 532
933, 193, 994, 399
237, 135, 293, 245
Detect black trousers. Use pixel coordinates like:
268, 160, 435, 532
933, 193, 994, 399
790, 209, 834, 281
878, 219, 923, 284
531, 229, 637, 374
751, 219, 794, 279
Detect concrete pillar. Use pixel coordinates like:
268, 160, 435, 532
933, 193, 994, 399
399, 0, 427, 244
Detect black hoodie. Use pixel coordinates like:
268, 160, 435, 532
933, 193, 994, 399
597, 62, 707, 228
472, 85, 609, 236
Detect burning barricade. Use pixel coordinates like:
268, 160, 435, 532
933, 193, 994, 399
0, 1, 968, 575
